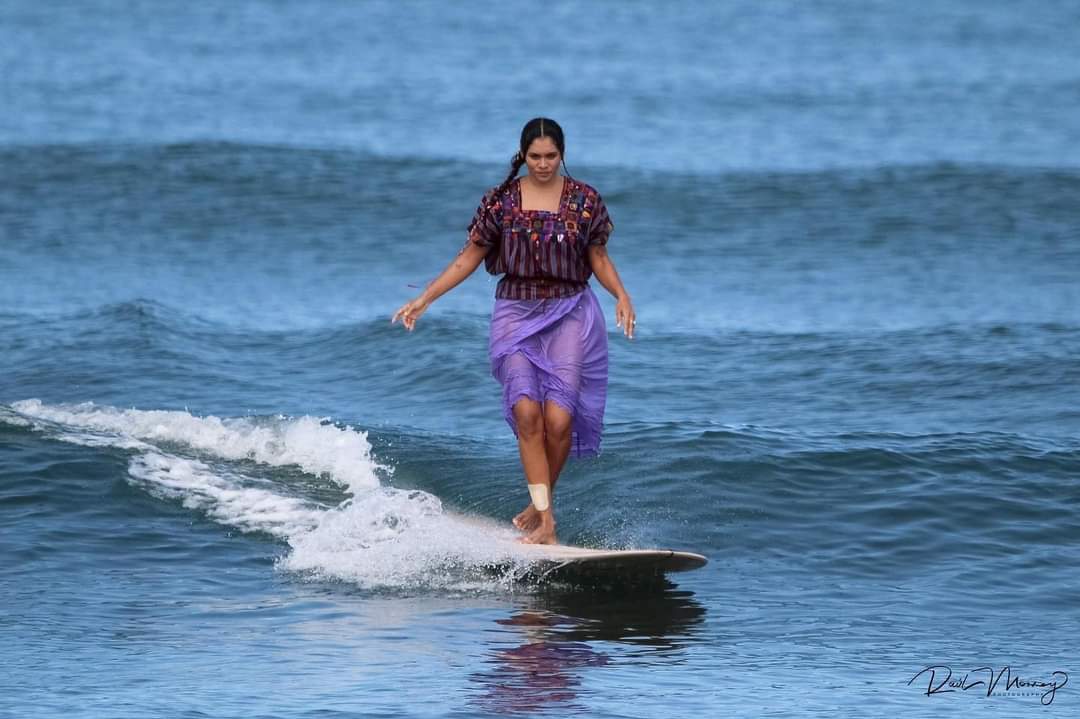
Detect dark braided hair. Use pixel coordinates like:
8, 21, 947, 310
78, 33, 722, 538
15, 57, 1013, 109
492, 117, 572, 198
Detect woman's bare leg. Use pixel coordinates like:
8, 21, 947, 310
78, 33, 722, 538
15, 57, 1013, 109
513, 401, 573, 532
513, 398, 545, 532
511, 398, 558, 544
513, 400, 573, 543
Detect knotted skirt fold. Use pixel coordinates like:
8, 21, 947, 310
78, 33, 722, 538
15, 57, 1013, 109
488, 287, 608, 458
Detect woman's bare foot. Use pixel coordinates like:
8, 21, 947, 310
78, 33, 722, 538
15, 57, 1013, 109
513, 504, 542, 532
519, 514, 557, 545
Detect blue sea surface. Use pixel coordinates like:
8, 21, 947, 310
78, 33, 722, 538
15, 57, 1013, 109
3, 1, 1079, 717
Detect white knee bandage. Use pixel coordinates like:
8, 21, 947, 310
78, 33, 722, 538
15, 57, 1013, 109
528, 483, 550, 512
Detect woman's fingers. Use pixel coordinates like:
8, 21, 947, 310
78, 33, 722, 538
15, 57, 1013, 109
392, 299, 426, 331
392, 303, 410, 328
616, 307, 635, 339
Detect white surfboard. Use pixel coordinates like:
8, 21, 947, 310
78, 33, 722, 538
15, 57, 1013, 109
450, 511, 707, 583
506, 543, 708, 583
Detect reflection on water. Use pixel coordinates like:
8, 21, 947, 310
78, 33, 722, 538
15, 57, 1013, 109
468, 582, 707, 714
470, 611, 608, 715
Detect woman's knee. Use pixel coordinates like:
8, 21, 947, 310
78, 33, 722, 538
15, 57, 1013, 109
543, 400, 573, 440
513, 398, 544, 439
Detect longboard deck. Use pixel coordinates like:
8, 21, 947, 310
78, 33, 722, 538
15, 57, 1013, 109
504, 544, 708, 584
449, 511, 707, 584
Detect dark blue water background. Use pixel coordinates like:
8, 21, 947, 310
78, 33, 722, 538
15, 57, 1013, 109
3, 1, 1079, 716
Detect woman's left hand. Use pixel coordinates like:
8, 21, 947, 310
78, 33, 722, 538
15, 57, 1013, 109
392, 296, 431, 332
615, 296, 636, 340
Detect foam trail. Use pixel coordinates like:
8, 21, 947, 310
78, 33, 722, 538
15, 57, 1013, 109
11, 399, 387, 495
282, 499, 523, 590
129, 452, 323, 538
4, 400, 531, 591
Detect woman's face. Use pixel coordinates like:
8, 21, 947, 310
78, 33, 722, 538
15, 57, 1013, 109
524, 136, 562, 183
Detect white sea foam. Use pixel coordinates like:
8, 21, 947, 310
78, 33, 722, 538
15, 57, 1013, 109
129, 451, 323, 538
0, 406, 32, 427
5, 399, 530, 590
11, 398, 387, 495
281, 493, 523, 590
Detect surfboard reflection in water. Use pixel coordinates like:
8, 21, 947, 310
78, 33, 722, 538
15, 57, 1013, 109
467, 588, 707, 714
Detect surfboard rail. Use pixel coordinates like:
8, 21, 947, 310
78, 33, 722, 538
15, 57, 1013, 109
448, 511, 707, 584
506, 545, 708, 584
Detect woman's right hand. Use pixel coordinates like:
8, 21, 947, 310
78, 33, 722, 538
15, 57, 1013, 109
391, 296, 430, 332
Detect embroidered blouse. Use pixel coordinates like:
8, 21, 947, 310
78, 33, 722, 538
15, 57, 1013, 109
466, 177, 614, 300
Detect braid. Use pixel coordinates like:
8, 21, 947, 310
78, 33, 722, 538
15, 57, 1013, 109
493, 152, 526, 198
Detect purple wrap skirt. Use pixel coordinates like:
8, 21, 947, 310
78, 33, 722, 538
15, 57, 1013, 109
488, 286, 608, 458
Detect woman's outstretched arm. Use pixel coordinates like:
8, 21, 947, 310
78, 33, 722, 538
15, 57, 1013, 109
588, 245, 636, 340
392, 240, 488, 331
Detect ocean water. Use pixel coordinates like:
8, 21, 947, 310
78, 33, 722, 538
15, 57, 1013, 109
3, 1, 1080, 717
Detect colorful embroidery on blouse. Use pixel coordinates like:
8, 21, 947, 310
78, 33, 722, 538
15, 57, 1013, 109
466, 177, 614, 300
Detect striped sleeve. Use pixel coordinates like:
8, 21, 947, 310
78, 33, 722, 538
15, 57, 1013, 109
586, 192, 614, 246
466, 190, 501, 249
